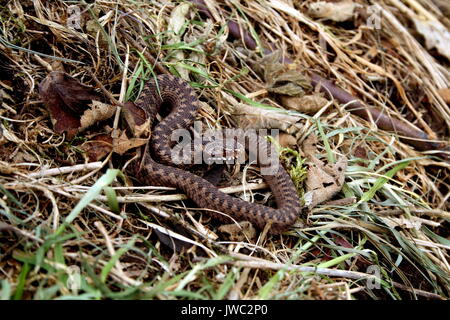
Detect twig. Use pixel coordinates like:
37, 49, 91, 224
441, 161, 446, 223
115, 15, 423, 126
27, 162, 103, 178
87, 69, 123, 107
70, 182, 269, 203
0, 222, 44, 244
229, 252, 380, 281
228, 252, 444, 299
392, 282, 444, 300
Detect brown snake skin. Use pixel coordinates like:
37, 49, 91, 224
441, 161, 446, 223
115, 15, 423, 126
129, 74, 302, 233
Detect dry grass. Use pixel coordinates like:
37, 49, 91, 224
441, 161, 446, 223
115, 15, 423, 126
0, 0, 449, 300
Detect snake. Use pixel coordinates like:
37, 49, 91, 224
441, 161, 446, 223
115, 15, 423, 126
128, 74, 302, 234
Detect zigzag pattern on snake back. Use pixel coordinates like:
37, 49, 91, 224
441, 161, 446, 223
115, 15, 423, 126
129, 74, 302, 234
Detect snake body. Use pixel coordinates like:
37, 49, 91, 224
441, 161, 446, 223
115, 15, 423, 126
130, 75, 302, 233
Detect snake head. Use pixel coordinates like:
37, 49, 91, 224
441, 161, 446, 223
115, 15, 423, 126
203, 138, 245, 164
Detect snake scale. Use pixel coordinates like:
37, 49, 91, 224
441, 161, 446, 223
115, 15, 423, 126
129, 74, 302, 234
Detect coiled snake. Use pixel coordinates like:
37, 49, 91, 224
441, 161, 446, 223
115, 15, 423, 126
129, 75, 302, 233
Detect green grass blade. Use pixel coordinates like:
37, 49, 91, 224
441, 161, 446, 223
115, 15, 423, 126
176, 256, 230, 291
316, 119, 335, 163
104, 186, 119, 214
359, 161, 410, 203
100, 236, 137, 283
13, 263, 30, 300
258, 269, 284, 299
317, 252, 358, 268
56, 169, 119, 234
213, 269, 236, 300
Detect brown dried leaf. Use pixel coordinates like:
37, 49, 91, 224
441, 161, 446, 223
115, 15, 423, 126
354, 145, 368, 160
303, 133, 319, 157
303, 134, 347, 208
0, 160, 16, 175
234, 103, 302, 134
333, 234, 354, 248
257, 51, 312, 97
278, 132, 297, 149
304, 157, 347, 208
279, 94, 328, 114
113, 130, 148, 155
80, 134, 113, 162
122, 101, 151, 138
80, 100, 115, 130
39, 71, 101, 139
85, 20, 109, 48
218, 221, 256, 241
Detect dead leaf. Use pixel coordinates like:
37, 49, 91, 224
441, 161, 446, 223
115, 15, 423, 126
259, 51, 312, 97
113, 130, 148, 155
303, 133, 319, 157
39, 71, 101, 139
85, 19, 109, 48
333, 234, 353, 248
278, 132, 297, 149
12, 151, 36, 163
413, 18, 450, 61
80, 100, 116, 130
354, 145, 368, 160
308, 1, 361, 22
0, 160, 16, 175
279, 94, 328, 114
302, 134, 347, 208
218, 221, 256, 241
122, 101, 151, 138
80, 134, 113, 161
233, 103, 303, 136
332, 234, 372, 266
167, 2, 191, 80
